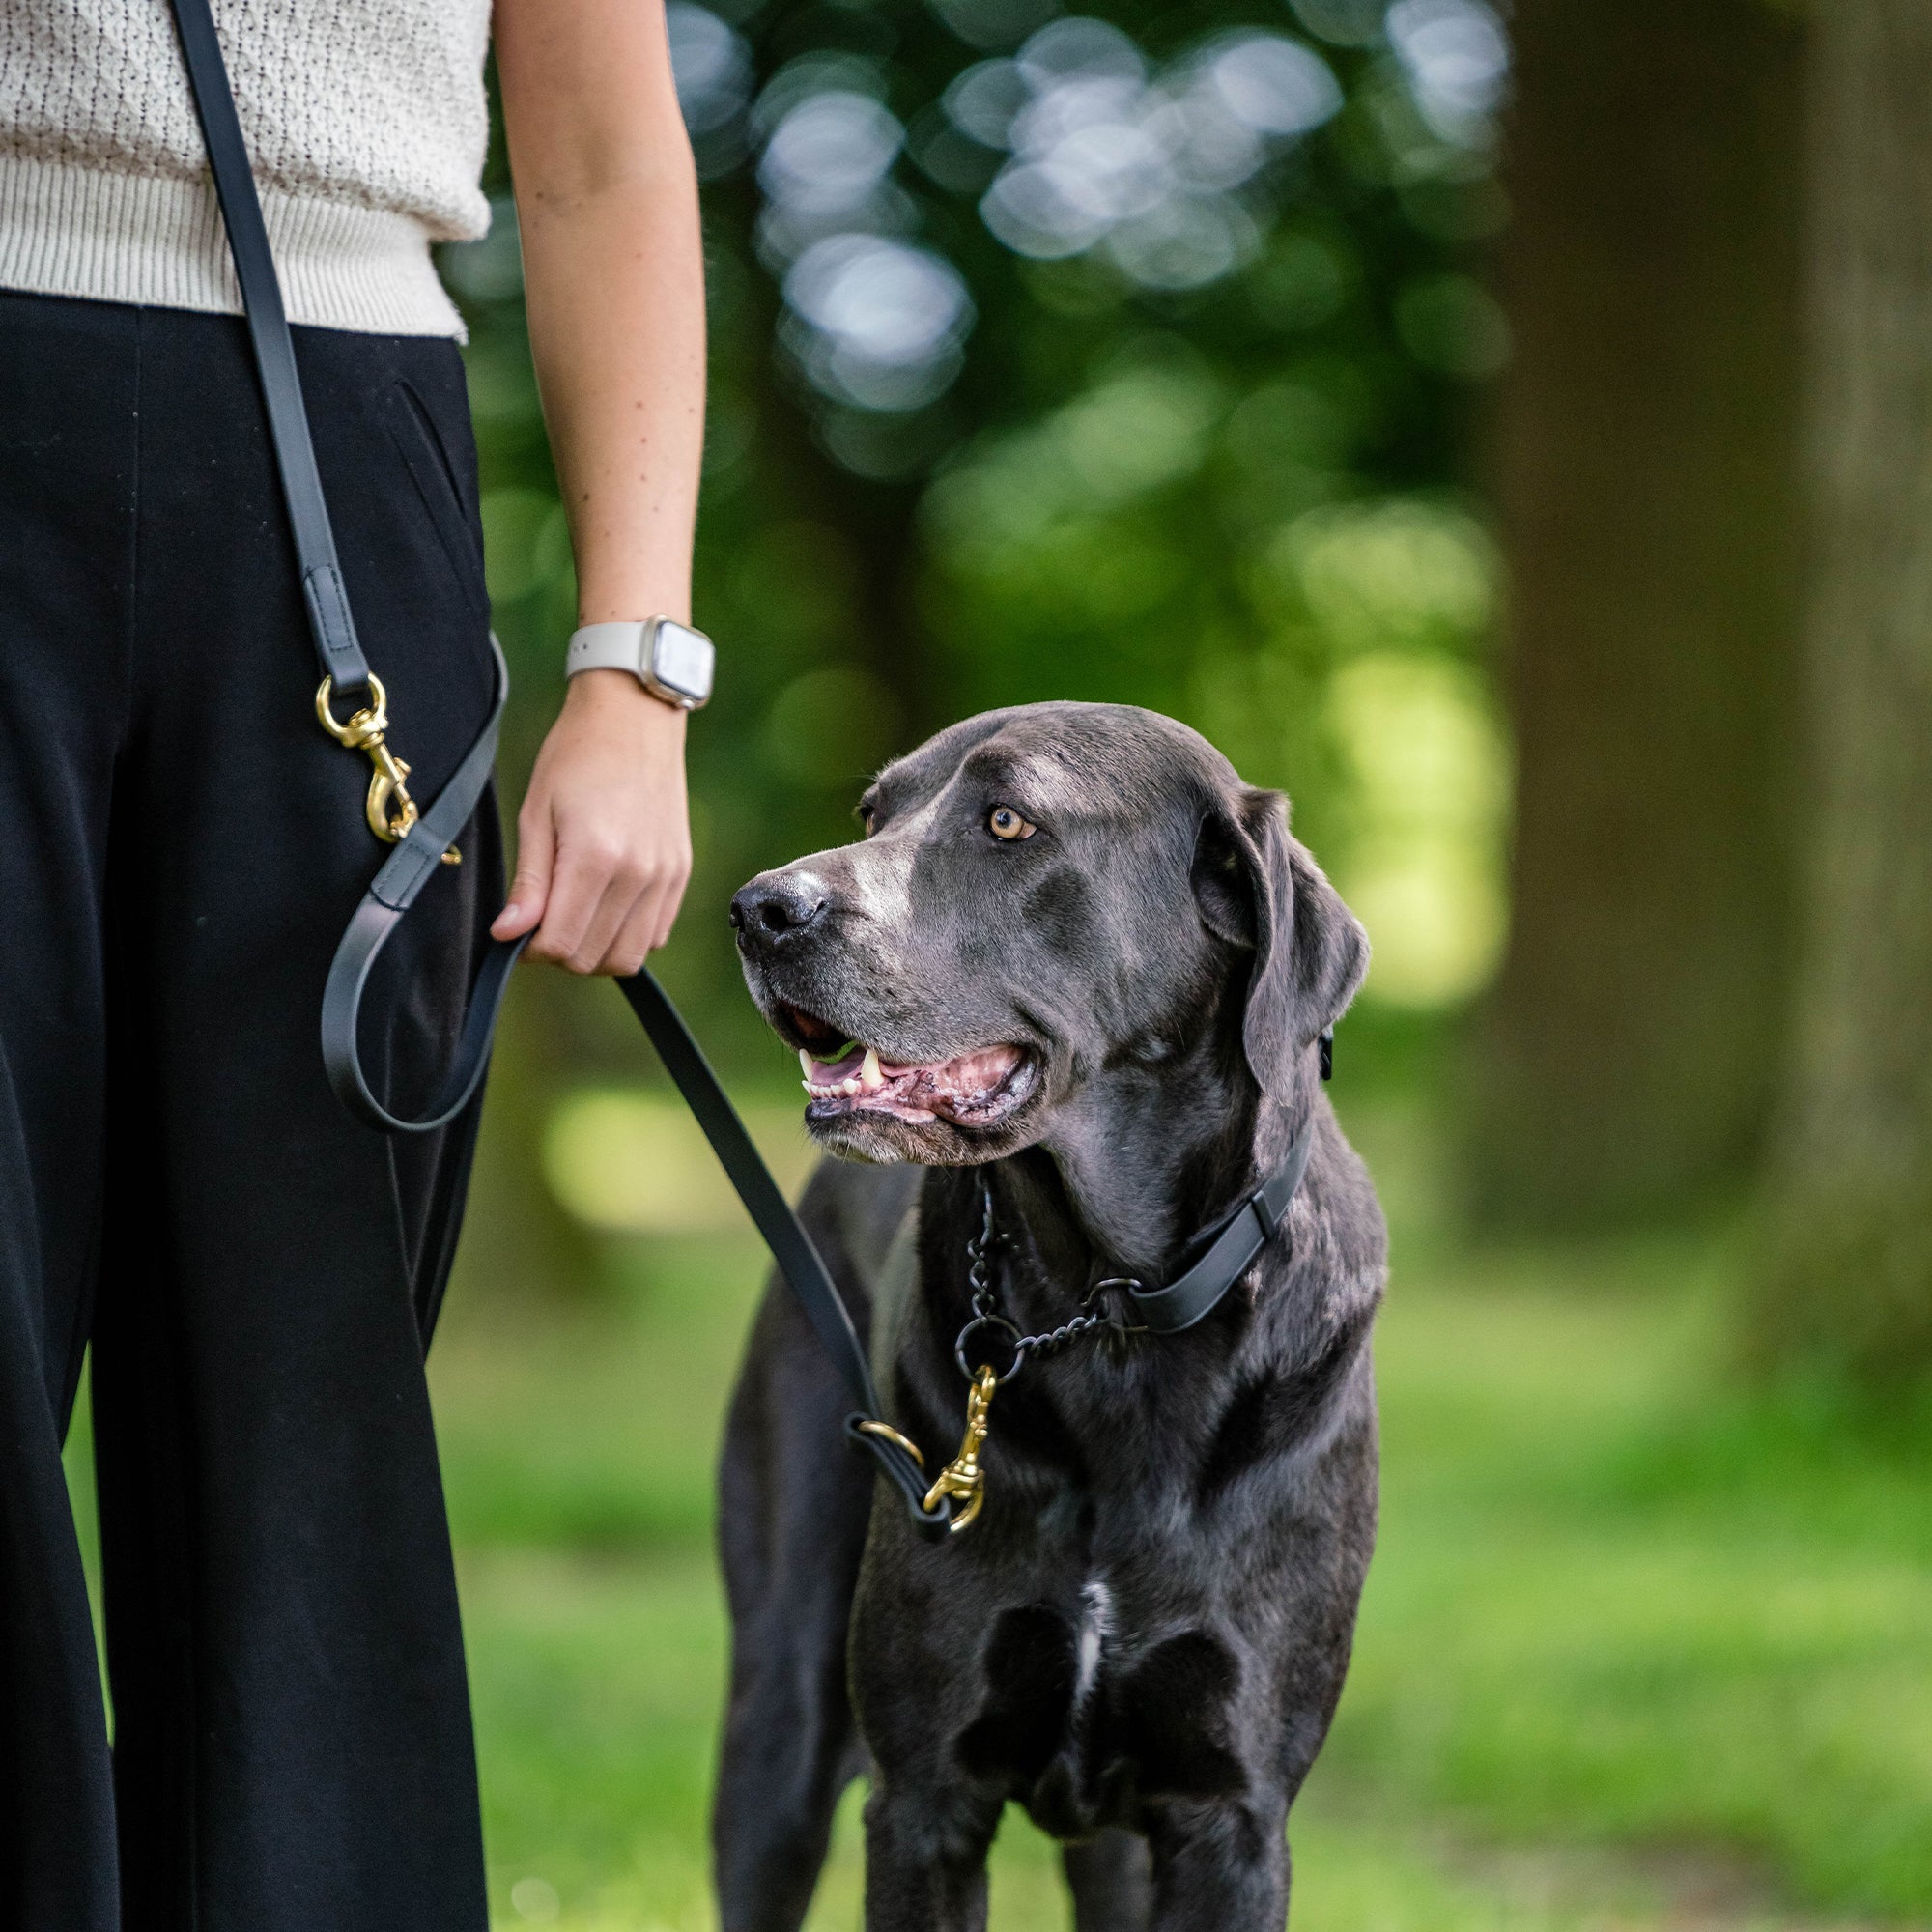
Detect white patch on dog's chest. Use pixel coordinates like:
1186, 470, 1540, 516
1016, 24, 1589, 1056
1073, 1578, 1114, 1709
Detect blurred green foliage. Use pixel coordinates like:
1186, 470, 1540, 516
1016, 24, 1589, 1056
445, 0, 1515, 1084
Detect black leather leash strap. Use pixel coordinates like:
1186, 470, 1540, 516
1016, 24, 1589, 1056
168, 0, 368, 694
1126, 1114, 1316, 1334
167, 0, 1308, 1500
616, 973, 953, 1538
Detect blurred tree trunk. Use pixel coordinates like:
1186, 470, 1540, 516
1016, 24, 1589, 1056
753, 369, 944, 747
1464, 0, 1805, 1227
1746, 0, 1932, 1381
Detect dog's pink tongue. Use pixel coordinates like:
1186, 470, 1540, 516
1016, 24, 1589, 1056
803, 1044, 865, 1083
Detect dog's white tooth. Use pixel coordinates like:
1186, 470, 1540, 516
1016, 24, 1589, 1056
799, 1047, 816, 1081
860, 1046, 883, 1093
842, 1076, 861, 1096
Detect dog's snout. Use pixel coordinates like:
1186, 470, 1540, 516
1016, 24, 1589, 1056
731, 872, 830, 946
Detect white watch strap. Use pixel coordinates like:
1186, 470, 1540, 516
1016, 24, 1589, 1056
566, 621, 649, 679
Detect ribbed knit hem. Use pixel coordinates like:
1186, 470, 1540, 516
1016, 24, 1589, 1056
0, 156, 467, 340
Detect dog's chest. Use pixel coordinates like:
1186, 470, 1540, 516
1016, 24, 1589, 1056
858, 1193, 1298, 1828
952, 1578, 1249, 1834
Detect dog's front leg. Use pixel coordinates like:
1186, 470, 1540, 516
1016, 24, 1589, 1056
1146, 1797, 1291, 1932
1063, 1830, 1154, 1930
862, 1778, 1000, 1932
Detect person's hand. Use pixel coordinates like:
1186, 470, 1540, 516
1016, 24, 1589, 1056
491, 668, 691, 973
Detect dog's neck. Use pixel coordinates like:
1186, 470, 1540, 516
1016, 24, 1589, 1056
997, 1039, 1319, 1294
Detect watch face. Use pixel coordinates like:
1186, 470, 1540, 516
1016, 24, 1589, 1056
650, 620, 715, 701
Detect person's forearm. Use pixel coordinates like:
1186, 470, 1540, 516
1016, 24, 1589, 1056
497, 0, 706, 630
490, 0, 703, 974
518, 173, 705, 627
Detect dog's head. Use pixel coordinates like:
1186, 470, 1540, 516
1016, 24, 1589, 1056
731, 703, 1368, 1166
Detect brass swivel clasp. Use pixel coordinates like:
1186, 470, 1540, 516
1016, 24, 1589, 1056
315, 674, 458, 863
922, 1364, 999, 1534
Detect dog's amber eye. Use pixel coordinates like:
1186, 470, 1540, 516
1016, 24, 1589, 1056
988, 806, 1036, 841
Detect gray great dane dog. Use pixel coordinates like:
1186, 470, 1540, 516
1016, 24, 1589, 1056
716, 702, 1385, 1932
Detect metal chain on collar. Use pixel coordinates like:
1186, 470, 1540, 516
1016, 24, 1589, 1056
927, 1180, 1153, 1533
951, 1182, 1146, 1385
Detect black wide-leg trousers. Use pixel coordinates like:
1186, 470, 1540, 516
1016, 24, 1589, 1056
0, 291, 500, 1932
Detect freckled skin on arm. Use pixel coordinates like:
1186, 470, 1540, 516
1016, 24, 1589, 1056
488, 0, 707, 973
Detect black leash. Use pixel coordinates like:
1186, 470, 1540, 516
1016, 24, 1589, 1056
167, 0, 1319, 1545
166, 0, 366, 695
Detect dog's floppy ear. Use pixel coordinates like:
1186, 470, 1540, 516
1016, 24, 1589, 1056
1192, 786, 1370, 1101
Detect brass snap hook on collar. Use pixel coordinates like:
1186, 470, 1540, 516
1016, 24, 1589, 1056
315, 674, 459, 864
923, 1364, 998, 1534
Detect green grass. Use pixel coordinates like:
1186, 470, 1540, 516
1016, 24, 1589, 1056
67, 1097, 1932, 1928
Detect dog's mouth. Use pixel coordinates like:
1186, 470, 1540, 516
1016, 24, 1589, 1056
777, 1003, 1037, 1129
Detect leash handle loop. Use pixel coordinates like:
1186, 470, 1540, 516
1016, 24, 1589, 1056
165, 0, 516, 1138
318, 638, 522, 1134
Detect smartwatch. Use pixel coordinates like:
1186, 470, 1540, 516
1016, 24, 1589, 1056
566, 617, 715, 710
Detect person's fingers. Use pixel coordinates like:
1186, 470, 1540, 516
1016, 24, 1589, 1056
613, 863, 688, 969
524, 828, 619, 965
493, 796, 557, 940
601, 890, 666, 978
587, 840, 691, 974
648, 855, 693, 952
564, 866, 647, 974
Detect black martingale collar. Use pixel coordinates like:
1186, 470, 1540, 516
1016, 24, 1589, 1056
956, 1108, 1319, 1375
1123, 1112, 1318, 1334
919, 1103, 1321, 1533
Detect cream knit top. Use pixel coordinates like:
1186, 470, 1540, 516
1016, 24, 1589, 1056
0, 0, 492, 338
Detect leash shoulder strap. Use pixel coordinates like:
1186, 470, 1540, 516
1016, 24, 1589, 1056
166, 0, 366, 692
167, 0, 519, 1135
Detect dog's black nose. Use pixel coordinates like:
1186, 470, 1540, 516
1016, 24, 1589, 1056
731, 873, 830, 945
